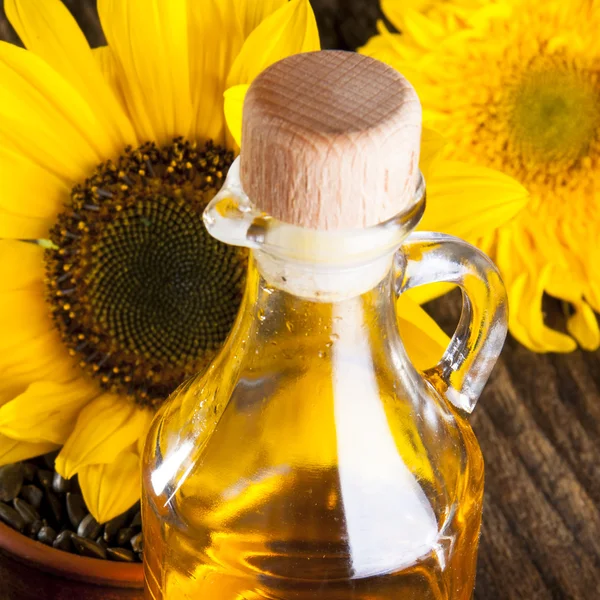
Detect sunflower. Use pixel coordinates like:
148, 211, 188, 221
0, 0, 320, 523
0, 0, 527, 524
362, 0, 600, 352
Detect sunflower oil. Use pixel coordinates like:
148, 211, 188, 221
142, 262, 484, 600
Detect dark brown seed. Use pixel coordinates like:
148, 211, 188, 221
72, 535, 107, 559
78, 513, 102, 539
103, 512, 129, 543
46, 490, 63, 524
126, 502, 141, 519
53, 530, 73, 551
37, 525, 57, 546
22, 463, 37, 483
66, 493, 86, 529
0, 464, 24, 502
116, 527, 135, 547
37, 469, 53, 489
130, 532, 143, 553
130, 511, 142, 529
70, 476, 82, 494
106, 547, 136, 562
52, 472, 71, 495
95, 535, 108, 550
0, 501, 26, 532
42, 451, 59, 470
12, 498, 40, 525
20, 485, 43, 510
27, 519, 43, 539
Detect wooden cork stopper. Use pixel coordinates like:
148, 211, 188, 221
240, 50, 422, 231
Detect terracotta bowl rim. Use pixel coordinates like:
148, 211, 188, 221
0, 520, 144, 588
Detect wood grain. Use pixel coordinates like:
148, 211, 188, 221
431, 293, 600, 600
241, 50, 422, 230
1, 1, 599, 598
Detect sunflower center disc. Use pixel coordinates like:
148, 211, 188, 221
45, 139, 246, 408
510, 68, 600, 163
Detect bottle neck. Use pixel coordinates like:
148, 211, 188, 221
253, 248, 397, 303
240, 252, 408, 365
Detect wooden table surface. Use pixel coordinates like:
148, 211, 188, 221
1, 1, 599, 598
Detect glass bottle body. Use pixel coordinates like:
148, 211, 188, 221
142, 256, 485, 600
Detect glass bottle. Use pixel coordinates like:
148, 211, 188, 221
142, 51, 507, 600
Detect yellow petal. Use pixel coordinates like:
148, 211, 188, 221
567, 301, 600, 351
226, 0, 320, 88
0, 287, 53, 351
0, 42, 115, 181
420, 160, 529, 241
0, 387, 16, 410
381, 0, 430, 30
0, 433, 59, 467
188, 0, 286, 144
136, 410, 155, 458
0, 380, 97, 445
545, 263, 586, 305
98, 0, 192, 144
420, 125, 446, 180
5, 0, 136, 150
405, 282, 456, 305
0, 285, 80, 401
396, 294, 449, 371
93, 46, 130, 114
359, 23, 406, 67
0, 330, 79, 389
237, 0, 289, 37
508, 269, 577, 353
56, 396, 152, 478
224, 84, 250, 148
360, 21, 424, 81
187, 2, 244, 145
0, 240, 44, 291
398, 6, 448, 48
78, 448, 140, 523
0, 147, 69, 225
0, 209, 50, 239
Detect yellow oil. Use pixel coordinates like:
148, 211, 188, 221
143, 268, 484, 600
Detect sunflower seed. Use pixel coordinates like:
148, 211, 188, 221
78, 513, 102, 539
103, 512, 129, 543
95, 535, 109, 550
0, 464, 24, 502
130, 510, 142, 530
130, 532, 144, 553
116, 527, 135, 547
37, 469, 53, 489
72, 535, 107, 560
27, 519, 43, 538
0, 501, 26, 532
127, 502, 141, 519
46, 490, 63, 525
37, 525, 57, 546
42, 451, 59, 470
52, 473, 71, 495
3, 458, 144, 563
20, 485, 43, 510
22, 463, 37, 483
106, 547, 136, 562
66, 492, 86, 529
52, 530, 73, 551
12, 498, 40, 525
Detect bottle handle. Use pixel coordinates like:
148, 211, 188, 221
396, 232, 508, 413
